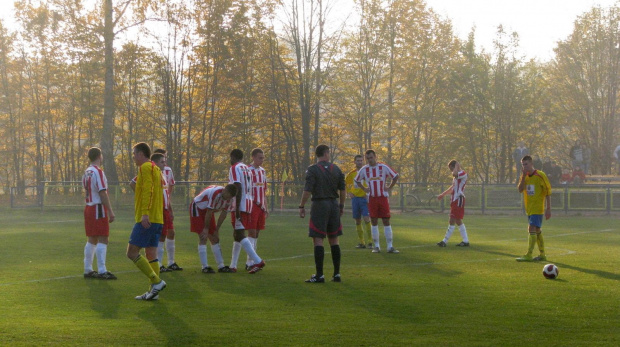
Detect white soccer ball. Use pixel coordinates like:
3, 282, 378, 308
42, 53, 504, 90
542, 264, 559, 279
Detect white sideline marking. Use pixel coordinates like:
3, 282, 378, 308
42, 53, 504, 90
0, 229, 615, 287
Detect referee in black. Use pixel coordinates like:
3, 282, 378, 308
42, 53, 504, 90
299, 144, 346, 283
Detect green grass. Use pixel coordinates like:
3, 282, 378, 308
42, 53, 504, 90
0, 208, 618, 346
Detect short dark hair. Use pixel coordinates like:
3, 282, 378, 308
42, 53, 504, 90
133, 142, 152, 158
251, 148, 263, 157
365, 149, 376, 156
154, 148, 167, 155
87, 147, 102, 162
230, 149, 244, 161
224, 184, 238, 196
354, 154, 363, 160
315, 144, 330, 157
448, 160, 457, 169
522, 155, 532, 162
151, 153, 165, 163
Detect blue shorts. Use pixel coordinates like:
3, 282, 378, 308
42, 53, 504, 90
351, 196, 369, 219
129, 222, 163, 248
528, 215, 543, 228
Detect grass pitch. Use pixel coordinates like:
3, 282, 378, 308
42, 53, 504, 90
0, 208, 618, 346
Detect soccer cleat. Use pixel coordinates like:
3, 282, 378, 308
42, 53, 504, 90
218, 266, 234, 273
387, 247, 400, 254
456, 242, 470, 247
248, 260, 266, 274
437, 241, 447, 247
245, 264, 251, 271
516, 255, 534, 262
533, 255, 547, 261
135, 292, 159, 301
84, 271, 100, 279
159, 266, 171, 273
355, 243, 366, 249
366, 243, 373, 249
148, 280, 166, 298
202, 266, 215, 274
98, 271, 117, 280
305, 274, 325, 283
331, 274, 341, 282
229, 267, 238, 273
167, 263, 183, 271
371, 247, 381, 253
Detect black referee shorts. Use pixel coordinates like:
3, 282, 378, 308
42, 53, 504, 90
308, 199, 343, 239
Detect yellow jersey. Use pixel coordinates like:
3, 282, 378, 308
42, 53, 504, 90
135, 161, 164, 224
522, 170, 551, 215
345, 169, 367, 198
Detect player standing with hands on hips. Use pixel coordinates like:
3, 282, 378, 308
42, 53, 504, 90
299, 145, 346, 283
516, 155, 551, 262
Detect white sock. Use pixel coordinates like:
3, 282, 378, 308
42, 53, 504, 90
246, 237, 257, 266
157, 241, 165, 267
384, 225, 393, 249
84, 242, 96, 273
95, 243, 107, 274
166, 239, 175, 266
459, 224, 469, 243
241, 238, 262, 264
211, 243, 225, 269
443, 225, 455, 243
230, 241, 242, 269
371, 225, 380, 249
198, 245, 208, 268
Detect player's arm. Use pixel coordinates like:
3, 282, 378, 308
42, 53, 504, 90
517, 170, 527, 193
99, 189, 115, 223
129, 176, 137, 192
233, 182, 242, 220
215, 209, 228, 230
438, 186, 453, 200
139, 165, 154, 228
298, 191, 311, 218
452, 162, 461, 177
387, 174, 399, 191
339, 189, 346, 216
545, 195, 551, 220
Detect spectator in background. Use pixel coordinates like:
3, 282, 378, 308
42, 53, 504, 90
560, 168, 572, 184
542, 157, 554, 184
550, 161, 562, 186
581, 143, 591, 175
571, 166, 586, 185
513, 141, 529, 181
570, 140, 583, 169
532, 155, 543, 172
614, 145, 620, 175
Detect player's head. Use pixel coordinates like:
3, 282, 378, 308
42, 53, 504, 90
153, 148, 168, 165
154, 148, 167, 155
87, 147, 102, 163
354, 154, 364, 169
223, 184, 238, 200
365, 149, 377, 166
230, 149, 244, 165
521, 155, 534, 172
151, 153, 166, 170
448, 160, 457, 171
251, 148, 264, 166
315, 144, 330, 159
132, 142, 151, 165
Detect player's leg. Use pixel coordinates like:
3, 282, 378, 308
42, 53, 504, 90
247, 228, 258, 269
455, 197, 469, 246
438, 217, 455, 247
157, 232, 168, 272
362, 201, 372, 248
534, 227, 546, 261
368, 197, 381, 252
95, 235, 116, 279
84, 235, 97, 277
326, 201, 343, 281
517, 216, 540, 261
352, 198, 365, 247
305, 201, 327, 282
165, 228, 182, 270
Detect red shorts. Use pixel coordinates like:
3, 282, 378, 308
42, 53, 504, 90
162, 208, 174, 236
247, 203, 266, 230
450, 197, 465, 220
84, 204, 110, 237
190, 206, 217, 234
230, 211, 252, 230
368, 196, 391, 219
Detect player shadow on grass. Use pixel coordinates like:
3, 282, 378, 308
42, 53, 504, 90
468, 244, 520, 259
86, 280, 121, 319
550, 262, 620, 282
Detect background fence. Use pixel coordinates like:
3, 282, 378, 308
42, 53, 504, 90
8, 181, 620, 214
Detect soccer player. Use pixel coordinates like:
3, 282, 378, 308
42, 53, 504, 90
354, 149, 400, 253
190, 184, 238, 273
345, 154, 372, 249
228, 149, 266, 274
245, 148, 269, 270
516, 155, 552, 262
82, 147, 116, 280
153, 148, 183, 272
126, 142, 166, 300
299, 144, 346, 283
436, 160, 470, 247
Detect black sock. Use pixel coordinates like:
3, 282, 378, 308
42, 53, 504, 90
314, 245, 324, 277
331, 244, 341, 276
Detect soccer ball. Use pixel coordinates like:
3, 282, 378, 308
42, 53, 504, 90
542, 264, 559, 279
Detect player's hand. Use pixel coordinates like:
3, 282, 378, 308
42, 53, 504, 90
437, 194, 443, 201
141, 215, 151, 229
545, 208, 551, 220
265, 209, 270, 219
108, 212, 115, 223
199, 229, 208, 243
299, 207, 305, 218
364, 187, 370, 194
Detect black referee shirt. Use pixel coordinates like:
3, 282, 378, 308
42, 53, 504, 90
304, 161, 346, 200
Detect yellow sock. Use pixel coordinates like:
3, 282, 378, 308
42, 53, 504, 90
536, 233, 545, 256
356, 224, 364, 243
526, 234, 537, 256
150, 259, 160, 278
133, 255, 160, 284
364, 221, 372, 245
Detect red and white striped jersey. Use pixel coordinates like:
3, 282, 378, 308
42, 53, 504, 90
162, 174, 171, 210
249, 165, 267, 208
83, 165, 108, 206
229, 162, 253, 213
162, 166, 175, 186
193, 186, 233, 211
451, 170, 467, 201
354, 163, 399, 198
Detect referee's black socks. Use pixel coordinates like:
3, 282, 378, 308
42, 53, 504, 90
331, 245, 341, 276
314, 246, 324, 277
